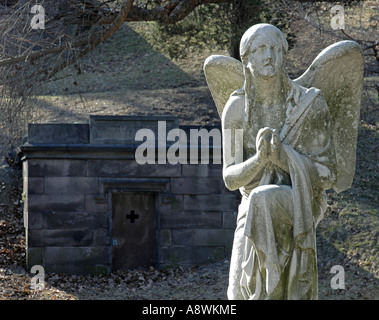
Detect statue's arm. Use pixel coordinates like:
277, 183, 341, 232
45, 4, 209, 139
221, 95, 267, 191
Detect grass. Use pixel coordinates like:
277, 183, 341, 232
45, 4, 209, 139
37, 23, 204, 97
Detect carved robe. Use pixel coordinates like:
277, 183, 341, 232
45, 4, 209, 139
228, 81, 337, 300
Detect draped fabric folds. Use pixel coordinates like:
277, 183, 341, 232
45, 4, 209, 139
229, 82, 337, 300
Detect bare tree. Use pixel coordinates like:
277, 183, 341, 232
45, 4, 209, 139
0, 0, 376, 158
0, 0, 232, 156
278, 0, 378, 75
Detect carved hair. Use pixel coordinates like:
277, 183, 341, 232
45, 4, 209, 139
238, 24, 291, 124
240, 23, 288, 67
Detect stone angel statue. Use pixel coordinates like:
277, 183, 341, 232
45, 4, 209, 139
204, 24, 363, 300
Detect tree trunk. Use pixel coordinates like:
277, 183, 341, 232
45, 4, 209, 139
229, 0, 262, 60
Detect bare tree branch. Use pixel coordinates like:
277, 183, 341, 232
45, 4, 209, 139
362, 42, 379, 51
43, 0, 135, 80
0, 0, 231, 69
0, 0, 134, 68
61, 0, 233, 25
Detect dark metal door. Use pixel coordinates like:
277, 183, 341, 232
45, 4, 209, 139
112, 192, 155, 270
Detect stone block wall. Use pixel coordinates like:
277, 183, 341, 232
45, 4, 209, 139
21, 117, 240, 275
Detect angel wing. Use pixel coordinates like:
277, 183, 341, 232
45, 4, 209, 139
203, 55, 244, 118
294, 41, 363, 193
204, 40, 363, 193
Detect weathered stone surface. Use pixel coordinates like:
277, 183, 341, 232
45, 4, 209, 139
28, 229, 110, 247
156, 195, 184, 215
184, 194, 240, 211
204, 23, 362, 300
160, 211, 222, 229
99, 177, 170, 195
28, 123, 89, 144
28, 159, 88, 177
85, 194, 109, 213
44, 246, 111, 265
43, 211, 109, 229
28, 194, 85, 212
294, 41, 363, 193
25, 211, 43, 230
204, 55, 244, 118
170, 177, 222, 194
87, 159, 181, 177
222, 211, 237, 229
26, 177, 44, 194
182, 164, 223, 177
89, 115, 178, 145
158, 230, 172, 246
22, 118, 242, 274
44, 177, 98, 194
26, 247, 44, 267
172, 228, 234, 249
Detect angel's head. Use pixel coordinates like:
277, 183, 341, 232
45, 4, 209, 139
240, 24, 288, 79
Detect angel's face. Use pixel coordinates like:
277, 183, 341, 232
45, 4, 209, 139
246, 34, 285, 79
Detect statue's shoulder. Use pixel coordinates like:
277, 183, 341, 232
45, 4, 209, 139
222, 89, 245, 128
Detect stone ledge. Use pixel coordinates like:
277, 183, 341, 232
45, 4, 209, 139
20, 144, 223, 162
28, 123, 89, 144
88, 160, 181, 177
20, 144, 137, 160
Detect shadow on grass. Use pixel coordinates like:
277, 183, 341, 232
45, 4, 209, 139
330, 124, 378, 208
35, 24, 198, 96
317, 229, 379, 300
315, 122, 379, 300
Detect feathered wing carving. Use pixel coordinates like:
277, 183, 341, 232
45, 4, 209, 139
294, 40, 364, 193
203, 40, 364, 194
203, 55, 244, 118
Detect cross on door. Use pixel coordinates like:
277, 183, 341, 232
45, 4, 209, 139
126, 209, 139, 223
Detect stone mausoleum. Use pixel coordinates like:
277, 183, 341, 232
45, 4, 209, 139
21, 115, 240, 275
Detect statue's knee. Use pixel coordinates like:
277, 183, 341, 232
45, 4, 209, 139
249, 185, 278, 205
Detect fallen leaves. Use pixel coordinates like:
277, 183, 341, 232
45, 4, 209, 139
0, 172, 231, 300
